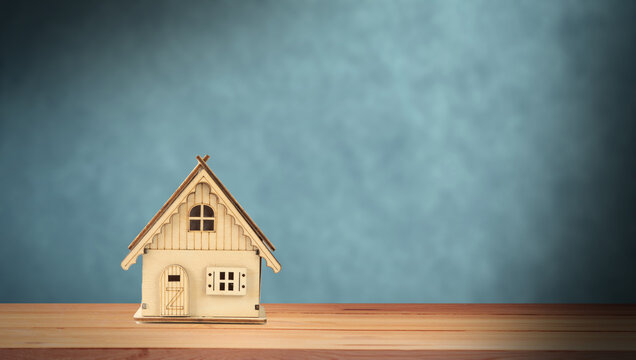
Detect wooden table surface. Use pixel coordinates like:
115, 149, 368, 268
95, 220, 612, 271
1, 303, 635, 359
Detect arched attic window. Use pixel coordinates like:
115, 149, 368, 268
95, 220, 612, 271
189, 205, 214, 231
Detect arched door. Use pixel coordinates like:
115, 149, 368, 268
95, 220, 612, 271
160, 265, 189, 316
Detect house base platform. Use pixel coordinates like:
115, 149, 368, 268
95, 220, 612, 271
133, 306, 267, 324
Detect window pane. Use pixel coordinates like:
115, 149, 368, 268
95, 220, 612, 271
228, 283, 234, 291
219, 283, 225, 291
189, 220, 200, 230
203, 205, 214, 217
228, 272, 234, 280
190, 206, 201, 217
168, 275, 180, 282
220, 272, 225, 280
203, 220, 214, 231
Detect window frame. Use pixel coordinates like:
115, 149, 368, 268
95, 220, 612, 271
188, 204, 215, 232
205, 267, 247, 296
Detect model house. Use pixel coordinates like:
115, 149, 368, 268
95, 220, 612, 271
121, 155, 281, 323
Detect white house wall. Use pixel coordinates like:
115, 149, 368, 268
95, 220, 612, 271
141, 250, 261, 318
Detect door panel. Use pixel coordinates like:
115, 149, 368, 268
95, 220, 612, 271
160, 265, 189, 316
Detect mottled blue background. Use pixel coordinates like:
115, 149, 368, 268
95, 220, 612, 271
1, 0, 635, 303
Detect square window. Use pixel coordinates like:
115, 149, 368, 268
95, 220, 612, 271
206, 267, 247, 296
203, 220, 214, 230
190, 219, 200, 230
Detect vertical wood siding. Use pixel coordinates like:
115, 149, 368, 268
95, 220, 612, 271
147, 182, 257, 251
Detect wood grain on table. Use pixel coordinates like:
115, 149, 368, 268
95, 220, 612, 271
1, 303, 635, 359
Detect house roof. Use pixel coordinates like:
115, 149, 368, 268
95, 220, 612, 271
127, 155, 275, 252
122, 155, 280, 273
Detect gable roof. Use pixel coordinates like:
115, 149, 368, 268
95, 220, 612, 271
122, 155, 280, 272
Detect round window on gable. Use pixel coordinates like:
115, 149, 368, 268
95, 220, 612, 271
189, 204, 215, 231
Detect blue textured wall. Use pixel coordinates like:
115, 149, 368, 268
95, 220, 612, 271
1, 0, 635, 303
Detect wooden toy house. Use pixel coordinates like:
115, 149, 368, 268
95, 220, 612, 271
121, 155, 281, 323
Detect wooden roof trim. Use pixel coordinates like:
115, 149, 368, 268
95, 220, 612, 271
126, 155, 209, 250
196, 155, 276, 252
122, 168, 280, 272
